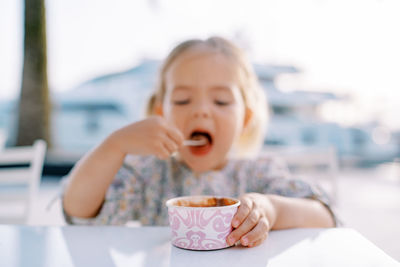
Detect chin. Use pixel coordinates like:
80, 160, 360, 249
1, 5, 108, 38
183, 157, 226, 173
185, 161, 212, 173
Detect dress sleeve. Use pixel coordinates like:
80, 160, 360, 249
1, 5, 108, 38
246, 156, 340, 226
61, 157, 145, 225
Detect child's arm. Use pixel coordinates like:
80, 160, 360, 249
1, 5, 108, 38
63, 136, 126, 218
63, 116, 184, 219
226, 193, 335, 247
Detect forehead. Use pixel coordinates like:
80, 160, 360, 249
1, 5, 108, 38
165, 48, 240, 89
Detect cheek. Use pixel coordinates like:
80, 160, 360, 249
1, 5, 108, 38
216, 107, 244, 138
166, 107, 186, 128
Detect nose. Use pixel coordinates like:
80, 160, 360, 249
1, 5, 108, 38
192, 101, 211, 119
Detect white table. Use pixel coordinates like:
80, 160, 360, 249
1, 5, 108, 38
0, 225, 398, 267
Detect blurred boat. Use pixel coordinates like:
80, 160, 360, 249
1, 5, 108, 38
0, 59, 398, 168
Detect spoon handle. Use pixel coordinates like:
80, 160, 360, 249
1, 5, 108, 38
183, 139, 207, 146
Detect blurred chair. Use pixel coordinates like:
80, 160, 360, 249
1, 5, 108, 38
0, 129, 5, 149
0, 140, 47, 224
262, 146, 339, 205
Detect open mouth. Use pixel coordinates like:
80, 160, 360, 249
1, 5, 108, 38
190, 131, 213, 146
188, 130, 213, 156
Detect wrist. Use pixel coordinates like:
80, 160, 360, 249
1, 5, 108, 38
104, 130, 128, 157
268, 194, 304, 229
265, 194, 280, 230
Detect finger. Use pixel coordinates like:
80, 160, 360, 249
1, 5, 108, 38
162, 137, 178, 154
248, 230, 269, 248
240, 218, 269, 246
166, 126, 184, 146
227, 209, 259, 246
232, 197, 253, 228
155, 143, 171, 160
247, 235, 267, 248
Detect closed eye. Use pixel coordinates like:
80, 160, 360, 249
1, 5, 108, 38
173, 99, 190, 105
214, 100, 230, 106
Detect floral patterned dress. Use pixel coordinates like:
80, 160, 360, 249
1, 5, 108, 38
62, 155, 336, 226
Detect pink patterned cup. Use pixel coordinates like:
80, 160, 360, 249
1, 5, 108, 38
166, 195, 240, 250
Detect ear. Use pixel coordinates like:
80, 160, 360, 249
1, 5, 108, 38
243, 107, 253, 129
154, 104, 164, 116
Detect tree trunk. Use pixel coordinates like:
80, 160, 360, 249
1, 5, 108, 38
16, 0, 51, 147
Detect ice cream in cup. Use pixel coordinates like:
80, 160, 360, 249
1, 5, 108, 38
166, 195, 240, 250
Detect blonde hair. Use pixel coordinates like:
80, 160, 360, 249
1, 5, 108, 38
146, 36, 268, 158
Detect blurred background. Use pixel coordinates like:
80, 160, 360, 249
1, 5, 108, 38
0, 0, 399, 261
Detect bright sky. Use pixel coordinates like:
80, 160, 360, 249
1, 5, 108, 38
1, 0, 400, 129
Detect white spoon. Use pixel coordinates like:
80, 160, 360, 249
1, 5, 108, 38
183, 139, 207, 146
171, 139, 207, 157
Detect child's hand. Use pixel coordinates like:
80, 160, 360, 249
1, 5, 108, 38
226, 193, 277, 248
111, 116, 184, 159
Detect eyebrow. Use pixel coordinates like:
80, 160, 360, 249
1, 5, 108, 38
172, 85, 233, 91
172, 85, 191, 91
170, 85, 236, 97
211, 86, 233, 92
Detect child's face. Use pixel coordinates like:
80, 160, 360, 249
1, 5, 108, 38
162, 48, 247, 172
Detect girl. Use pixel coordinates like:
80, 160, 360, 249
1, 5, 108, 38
63, 37, 335, 248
